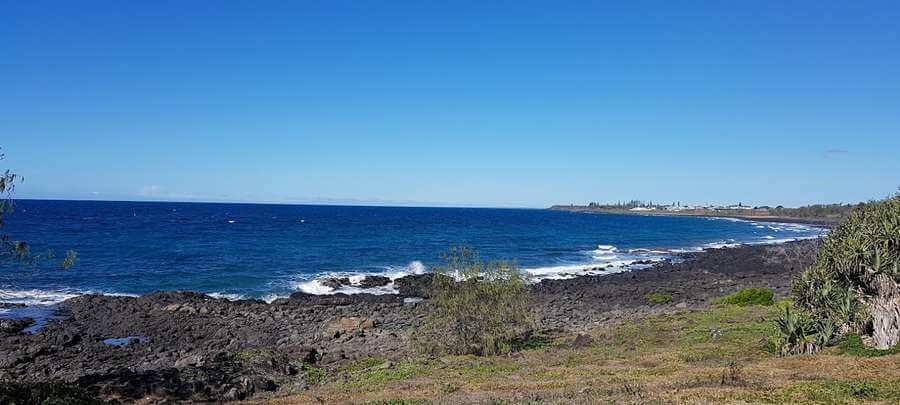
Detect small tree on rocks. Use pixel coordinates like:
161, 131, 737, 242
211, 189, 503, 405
414, 246, 533, 356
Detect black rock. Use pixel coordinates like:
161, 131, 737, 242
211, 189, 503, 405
320, 277, 352, 289
359, 275, 391, 288
393, 273, 434, 297
0, 317, 34, 334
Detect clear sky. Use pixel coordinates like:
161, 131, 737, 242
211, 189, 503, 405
2, 1, 898, 208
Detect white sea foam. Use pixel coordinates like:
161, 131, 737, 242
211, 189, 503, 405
0, 289, 76, 333
704, 239, 741, 249
207, 292, 246, 301
0, 288, 81, 306
286, 223, 826, 291
0, 288, 138, 333
292, 260, 428, 295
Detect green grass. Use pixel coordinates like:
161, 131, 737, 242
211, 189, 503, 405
761, 379, 900, 403
299, 362, 328, 385
341, 360, 432, 389
644, 292, 673, 304
837, 334, 900, 357
712, 288, 774, 307
510, 335, 557, 351
339, 357, 388, 373
280, 302, 900, 404
456, 359, 520, 380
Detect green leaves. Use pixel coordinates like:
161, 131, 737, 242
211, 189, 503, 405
414, 246, 533, 356
789, 195, 900, 352
772, 303, 826, 356
1, 148, 76, 270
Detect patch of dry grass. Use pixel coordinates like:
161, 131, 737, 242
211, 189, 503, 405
259, 304, 900, 404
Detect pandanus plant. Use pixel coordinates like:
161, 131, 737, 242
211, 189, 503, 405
773, 304, 821, 355
790, 195, 900, 350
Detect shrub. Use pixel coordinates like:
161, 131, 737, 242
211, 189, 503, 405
792, 195, 900, 349
770, 304, 823, 355
299, 363, 327, 385
414, 246, 533, 356
713, 288, 774, 306
644, 292, 673, 304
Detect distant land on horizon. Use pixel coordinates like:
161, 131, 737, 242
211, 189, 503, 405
548, 201, 863, 225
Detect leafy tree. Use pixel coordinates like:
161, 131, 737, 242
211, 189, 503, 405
0, 148, 76, 269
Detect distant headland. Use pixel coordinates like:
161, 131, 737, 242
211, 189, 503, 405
548, 200, 859, 226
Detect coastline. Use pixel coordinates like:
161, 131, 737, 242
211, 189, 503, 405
547, 205, 840, 227
0, 238, 821, 402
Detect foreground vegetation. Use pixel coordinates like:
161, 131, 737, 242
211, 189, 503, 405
262, 297, 900, 404
413, 247, 533, 356
1, 147, 76, 269
784, 195, 900, 352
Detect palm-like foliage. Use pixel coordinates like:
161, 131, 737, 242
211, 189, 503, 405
790, 195, 900, 350
772, 304, 821, 355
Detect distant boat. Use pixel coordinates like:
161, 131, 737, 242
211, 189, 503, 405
228, 220, 236, 224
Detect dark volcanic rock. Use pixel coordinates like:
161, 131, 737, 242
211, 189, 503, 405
321, 277, 352, 289
0, 239, 820, 403
0, 317, 34, 334
359, 275, 391, 288
394, 273, 434, 297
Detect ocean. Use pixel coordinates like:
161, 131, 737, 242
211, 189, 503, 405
0, 200, 825, 306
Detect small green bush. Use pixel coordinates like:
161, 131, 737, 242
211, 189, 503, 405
770, 303, 829, 356
644, 292, 673, 304
299, 363, 327, 385
414, 246, 533, 356
713, 288, 774, 307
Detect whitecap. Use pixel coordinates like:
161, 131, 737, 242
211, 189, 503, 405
1, 288, 138, 333
207, 292, 246, 301
291, 260, 429, 295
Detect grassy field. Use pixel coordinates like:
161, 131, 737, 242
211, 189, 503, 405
258, 301, 900, 404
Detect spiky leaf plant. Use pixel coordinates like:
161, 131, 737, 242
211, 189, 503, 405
792, 195, 900, 349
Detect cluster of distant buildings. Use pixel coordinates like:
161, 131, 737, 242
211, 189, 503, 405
628, 202, 766, 212
572, 200, 781, 214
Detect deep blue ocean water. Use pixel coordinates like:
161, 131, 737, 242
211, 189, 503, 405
0, 200, 825, 304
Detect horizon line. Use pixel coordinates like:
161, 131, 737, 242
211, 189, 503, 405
11, 196, 870, 210
11, 197, 540, 210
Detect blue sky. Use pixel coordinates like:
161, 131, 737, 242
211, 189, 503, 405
2, 1, 898, 208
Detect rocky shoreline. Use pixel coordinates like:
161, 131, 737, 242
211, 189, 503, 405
0, 239, 820, 402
